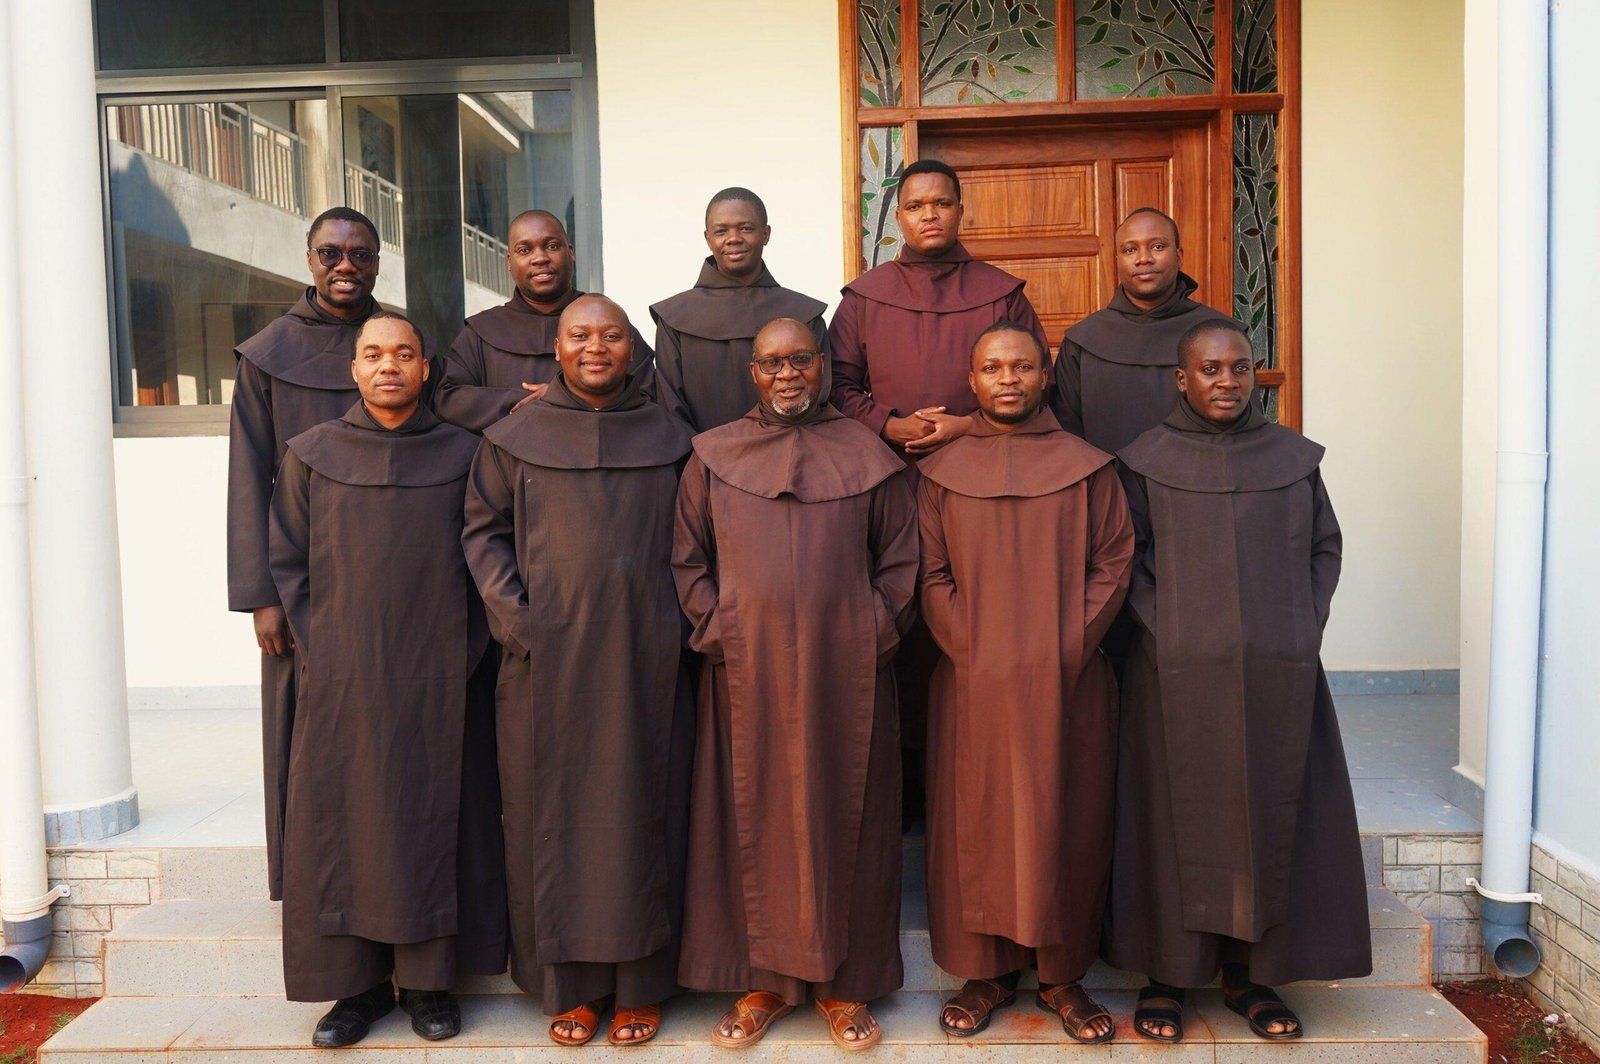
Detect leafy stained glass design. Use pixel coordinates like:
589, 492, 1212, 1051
861, 127, 906, 270
919, 0, 1058, 106
860, 0, 904, 107
1075, 0, 1215, 100
1233, 113, 1279, 380
1233, 0, 1277, 92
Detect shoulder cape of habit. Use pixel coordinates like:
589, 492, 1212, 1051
462, 288, 581, 355
649, 259, 827, 341
1118, 398, 1325, 493
843, 243, 1024, 314
919, 407, 1113, 498
691, 404, 902, 503
285, 403, 479, 487
1063, 273, 1234, 367
483, 370, 691, 470
235, 289, 375, 390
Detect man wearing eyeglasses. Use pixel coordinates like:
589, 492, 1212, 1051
228, 206, 388, 905
649, 188, 827, 433
434, 210, 654, 433
672, 318, 918, 1051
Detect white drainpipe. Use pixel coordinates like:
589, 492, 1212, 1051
1467, 0, 1548, 979
0, 4, 67, 992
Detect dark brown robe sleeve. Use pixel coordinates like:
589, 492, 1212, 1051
462, 442, 532, 656
826, 290, 894, 436
1118, 463, 1157, 638
1051, 336, 1086, 438
868, 469, 920, 666
1081, 463, 1135, 657
652, 321, 695, 429
1310, 470, 1342, 631
916, 475, 965, 660
227, 358, 282, 613
266, 450, 312, 652
670, 454, 725, 661
434, 327, 523, 433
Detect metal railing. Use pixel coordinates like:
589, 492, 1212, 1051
344, 163, 405, 253
462, 223, 511, 296
108, 102, 306, 217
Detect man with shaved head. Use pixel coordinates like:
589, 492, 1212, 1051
1054, 207, 1235, 455
917, 321, 1132, 1043
673, 317, 917, 1050
463, 294, 694, 1047
650, 188, 828, 432
435, 211, 654, 433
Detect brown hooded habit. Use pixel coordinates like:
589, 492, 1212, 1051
917, 408, 1132, 984
434, 289, 656, 433
672, 391, 918, 1005
269, 403, 506, 1001
828, 244, 1050, 441
1104, 398, 1370, 987
230, 287, 375, 901
650, 258, 828, 433
461, 371, 695, 1014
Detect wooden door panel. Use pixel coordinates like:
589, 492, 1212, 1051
1114, 160, 1172, 222
987, 255, 1099, 338
961, 164, 1095, 239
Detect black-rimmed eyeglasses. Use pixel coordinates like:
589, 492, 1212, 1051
312, 246, 378, 269
750, 352, 821, 376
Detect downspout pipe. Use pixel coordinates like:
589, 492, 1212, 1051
0, 0, 67, 992
1470, 0, 1550, 981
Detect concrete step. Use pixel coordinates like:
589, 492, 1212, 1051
39, 985, 1487, 1063
102, 886, 1430, 999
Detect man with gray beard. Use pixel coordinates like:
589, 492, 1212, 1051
672, 318, 919, 1051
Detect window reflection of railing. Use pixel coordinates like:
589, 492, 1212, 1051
462, 223, 512, 297
344, 164, 405, 254
108, 102, 306, 217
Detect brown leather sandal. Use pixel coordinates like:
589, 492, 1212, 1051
549, 994, 611, 1046
940, 977, 1017, 1037
710, 990, 795, 1049
1038, 981, 1115, 1044
607, 1003, 661, 1046
814, 998, 882, 1052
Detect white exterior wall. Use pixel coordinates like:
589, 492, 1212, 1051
1533, 0, 1600, 871
1301, 0, 1464, 673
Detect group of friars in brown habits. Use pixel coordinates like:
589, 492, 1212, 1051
226, 156, 1370, 1051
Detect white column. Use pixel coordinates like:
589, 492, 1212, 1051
9, 0, 138, 842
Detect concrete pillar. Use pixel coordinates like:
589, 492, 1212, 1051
9, 1, 138, 842
399, 95, 465, 352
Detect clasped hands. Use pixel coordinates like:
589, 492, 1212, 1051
884, 406, 972, 456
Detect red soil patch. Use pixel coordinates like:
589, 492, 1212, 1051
0, 995, 96, 1064
1438, 979, 1599, 1063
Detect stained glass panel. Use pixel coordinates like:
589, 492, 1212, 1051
1233, 113, 1280, 381
861, 127, 906, 270
1233, 0, 1278, 93
860, 0, 904, 107
1075, 0, 1215, 100
919, 0, 1058, 106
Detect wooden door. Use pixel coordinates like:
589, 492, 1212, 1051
922, 120, 1214, 346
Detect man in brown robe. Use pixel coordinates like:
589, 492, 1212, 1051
434, 210, 653, 433
462, 294, 693, 1047
827, 158, 1051, 822
673, 318, 918, 1051
1054, 208, 1234, 455
1106, 319, 1370, 1043
650, 188, 828, 432
229, 206, 385, 902
269, 312, 506, 1047
918, 321, 1133, 1043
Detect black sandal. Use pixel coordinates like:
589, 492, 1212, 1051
939, 978, 1016, 1037
1224, 984, 1303, 1040
1133, 984, 1185, 1043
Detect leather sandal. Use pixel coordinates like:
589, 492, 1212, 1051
939, 978, 1016, 1037
710, 990, 794, 1049
1037, 981, 1114, 1044
1134, 985, 1185, 1043
814, 998, 882, 1052
1224, 984, 1303, 1040
608, 1002, 661, 1046
549, 995, 611, 1046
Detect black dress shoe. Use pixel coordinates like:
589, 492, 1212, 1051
399, 988, 462, 1041
312, 981, 396, 1048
